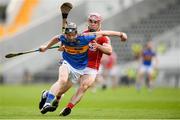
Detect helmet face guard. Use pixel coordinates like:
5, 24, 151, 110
65, 28, 77, 34
65, 22, 77, 34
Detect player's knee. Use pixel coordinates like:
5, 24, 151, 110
81, 84, 89, 91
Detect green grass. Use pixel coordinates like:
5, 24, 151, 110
0, 84, 180, 119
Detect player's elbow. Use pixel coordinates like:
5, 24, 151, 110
100, 45, 112, 55
104, 50, 112, 55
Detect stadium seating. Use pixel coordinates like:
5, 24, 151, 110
113, 0, 180, 87
0, 0, 39, 38
110, 0, 180, 62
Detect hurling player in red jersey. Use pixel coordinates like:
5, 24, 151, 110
84, 13, 112, 70
84, 13, 113, 90
59, 13, 127, 116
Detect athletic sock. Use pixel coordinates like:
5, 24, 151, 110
43, 91, 49, 99
67, 102, 74, 109
46, 92, 56, 104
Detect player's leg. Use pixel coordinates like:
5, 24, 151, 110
41, 63, 73, 114
91, 74, 104, 92
59, 74, 96, 116
110, 66, 119, 89
91, 65, 106, 91
39, 60, 69, 110
136, 65, 145, 91
147, 66, 154, 90
101, 68, 109, 90
71, 74, 96, 104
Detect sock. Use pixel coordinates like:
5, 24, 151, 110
46, 92, 55, 104
43, 91, 49, 99
67, 102, 74, 109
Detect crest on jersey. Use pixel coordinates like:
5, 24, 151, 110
89, 42, 97, 51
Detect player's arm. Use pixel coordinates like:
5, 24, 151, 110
98, 43, 112, 55
91, 37, 112, 55
91, 31, 127, 42
39, 35, 61, 52
58, 44, 65, 51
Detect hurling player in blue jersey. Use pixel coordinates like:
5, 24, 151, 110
38, 22, 127, 114
136, 41, 158, 91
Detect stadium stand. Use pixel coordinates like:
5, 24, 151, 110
108, 0, 180, 62
0, 0, 39, 38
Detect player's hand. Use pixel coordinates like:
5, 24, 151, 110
39, 45, 48, 52
58, 45, 65, 51
120, 33, 127, 42
89, 40, 99, 50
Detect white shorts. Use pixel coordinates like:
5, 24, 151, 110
62, 60, 84, 84
139, 64, 153, 74
98, 65, 103, 75
83, 67, 98, 79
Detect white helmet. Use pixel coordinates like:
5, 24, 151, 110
88, 12, 102, 22
65, 22, 77, 34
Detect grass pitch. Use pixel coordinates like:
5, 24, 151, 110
0, 84, 180, 119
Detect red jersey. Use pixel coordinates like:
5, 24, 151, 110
83, 30, 110, 70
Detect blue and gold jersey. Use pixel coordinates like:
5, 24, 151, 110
58, 34, 96, 70
142, 49, 156, 66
